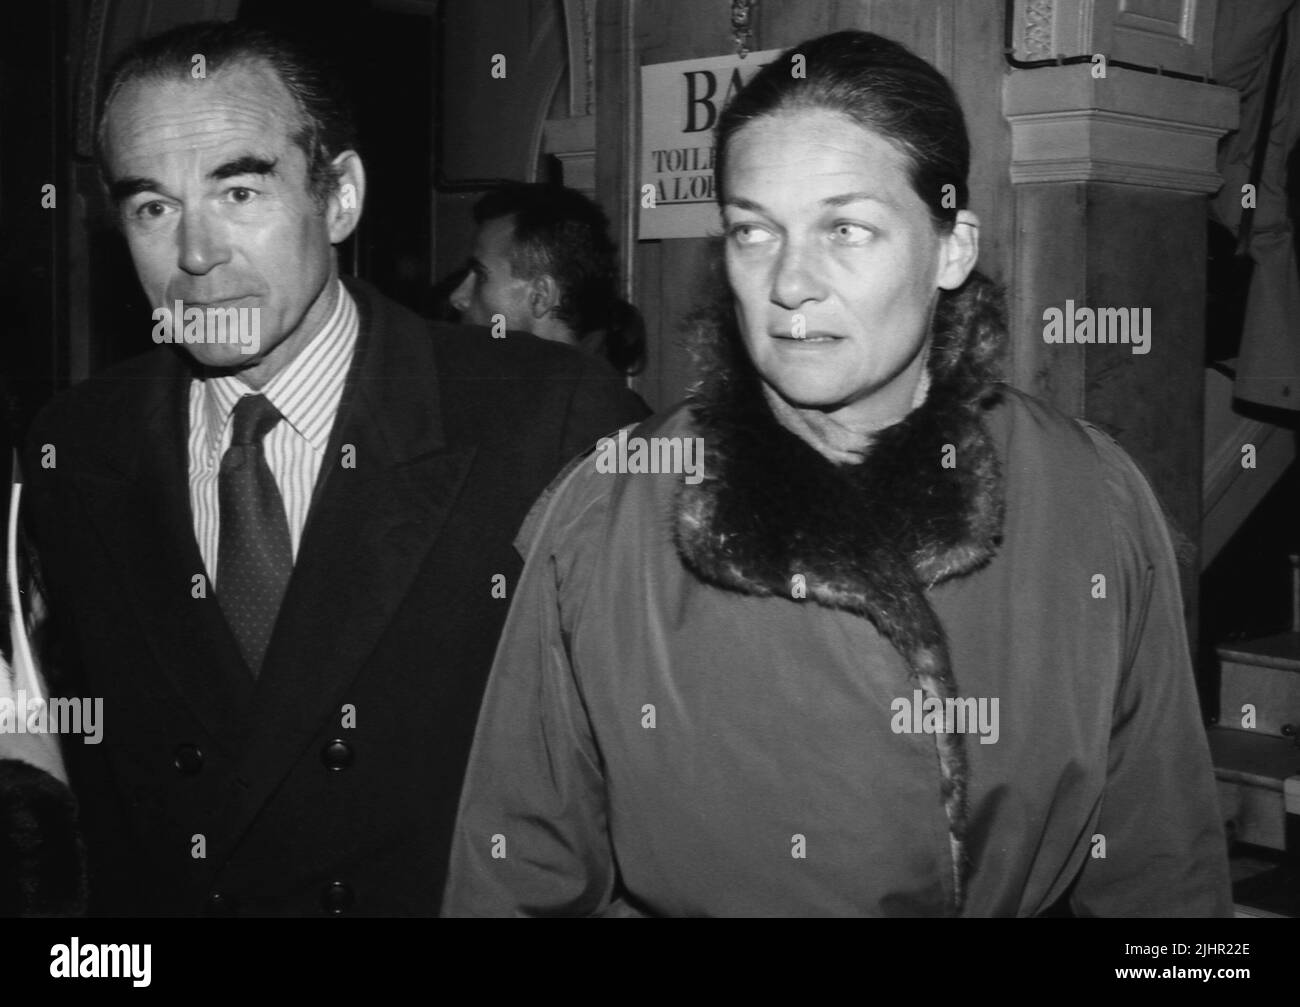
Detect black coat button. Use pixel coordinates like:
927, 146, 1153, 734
321, 739, 354, 770
203, 891, 236, 917
321, 881, 354, 914
173, 744, 204, 775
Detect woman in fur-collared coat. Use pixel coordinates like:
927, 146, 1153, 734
441, 30, 1232, 917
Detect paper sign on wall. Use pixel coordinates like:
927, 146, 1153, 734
638, 49, 782, 240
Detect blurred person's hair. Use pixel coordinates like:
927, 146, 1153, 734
474, 183, 646, 374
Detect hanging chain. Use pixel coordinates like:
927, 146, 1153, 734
731, 0, 757, 58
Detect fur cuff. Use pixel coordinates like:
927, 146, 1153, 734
0, 758, 87, 916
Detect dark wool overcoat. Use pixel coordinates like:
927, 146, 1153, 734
23, 278, 648, 915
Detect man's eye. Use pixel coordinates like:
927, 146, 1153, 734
134, 201, 169, 220
226, 187, 256, 204
830, 222, 874, 244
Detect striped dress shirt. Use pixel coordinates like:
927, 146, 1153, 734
188, 280, 359, 585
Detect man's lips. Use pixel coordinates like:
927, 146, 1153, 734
167, 295, 256, 307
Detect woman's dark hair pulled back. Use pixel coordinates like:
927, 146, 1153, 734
714, 30, 970, 233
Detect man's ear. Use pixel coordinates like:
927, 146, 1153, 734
529, 273, 561, 320
326, 150, 366, 244
936, 209, 979, 290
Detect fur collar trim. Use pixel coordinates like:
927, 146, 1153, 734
0, 759, 86, 915
672, 271, 1007, 912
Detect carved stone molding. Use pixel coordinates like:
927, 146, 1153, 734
539, 0, 596, 192
1012, 0, 1094, 60
1010, 0, 1213, 78
1022, 0, 1057, 59
1003, 65, 1237, 192
562, 0, 596, 117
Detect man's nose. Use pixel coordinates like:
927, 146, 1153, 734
770, 239, 827, 310
449, 273, 473, 313
176, 207, 231, 275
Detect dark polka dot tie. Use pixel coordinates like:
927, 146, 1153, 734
216, 394, 293, 677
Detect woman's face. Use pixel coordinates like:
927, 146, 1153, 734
721, 108, 977, 430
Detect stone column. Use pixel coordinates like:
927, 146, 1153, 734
1002, 1, 1238, 648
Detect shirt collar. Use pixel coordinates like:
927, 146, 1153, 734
201, 279, 358, 456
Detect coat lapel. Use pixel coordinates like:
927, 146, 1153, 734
227, 282, 476, 835
72, 351, 254, 755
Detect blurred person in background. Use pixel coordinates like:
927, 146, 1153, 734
452, 182, 647, 376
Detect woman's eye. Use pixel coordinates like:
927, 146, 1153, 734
830, 222, 873, 244
727, 222, 774, 246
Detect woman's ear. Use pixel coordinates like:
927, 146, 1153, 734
936, 210, 979, 291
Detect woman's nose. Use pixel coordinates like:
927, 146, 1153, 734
770, 240, 827, 309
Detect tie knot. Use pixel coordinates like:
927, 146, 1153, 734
229, 394, 283, 447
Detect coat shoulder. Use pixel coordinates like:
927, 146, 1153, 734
987, 382, 1159, 508
513, 403, 692, 558
985, 382, 1099, 461
29, 347, 175, 429
23, 347, 181, 480
429, 320, 598, 382
423, 322, 650, 456
985, 381, 1185, 572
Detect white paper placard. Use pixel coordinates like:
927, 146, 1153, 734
638, 49, 783, 240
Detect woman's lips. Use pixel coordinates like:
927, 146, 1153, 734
771, 330, 843, 342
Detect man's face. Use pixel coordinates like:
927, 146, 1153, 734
104, 61, 339, 373
450, 215, 535, 331
722, 108, 975, 430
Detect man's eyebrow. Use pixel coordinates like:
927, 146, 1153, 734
208, 155, 279, 181
107, 156, 280, 205
108, 176, 162, 204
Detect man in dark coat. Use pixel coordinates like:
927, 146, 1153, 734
22, 21, 646, 916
